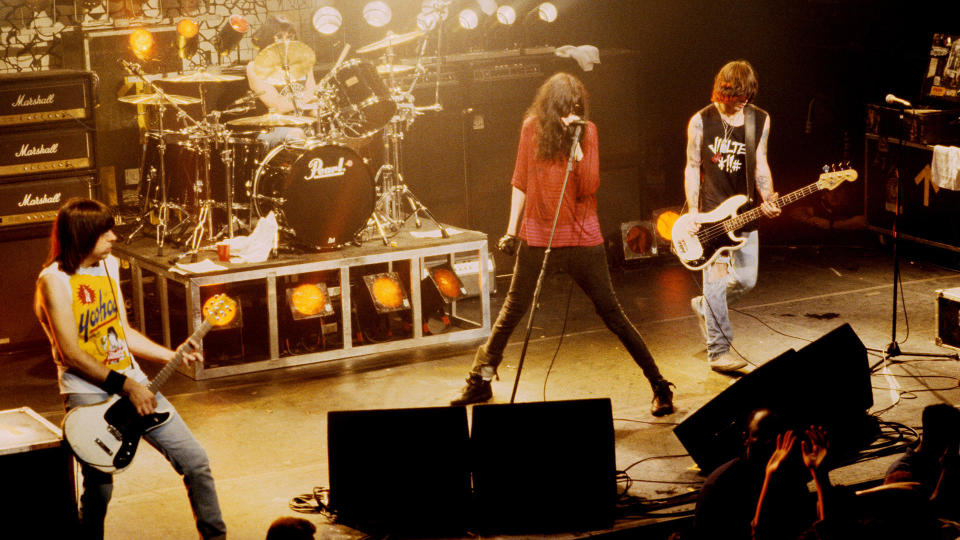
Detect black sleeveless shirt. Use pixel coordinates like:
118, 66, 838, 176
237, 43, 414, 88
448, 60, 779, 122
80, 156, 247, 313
698, 104, 767, 232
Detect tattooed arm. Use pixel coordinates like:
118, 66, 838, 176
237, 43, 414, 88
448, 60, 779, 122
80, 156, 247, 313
755, 115, 780, 218
683, 112, 703, 233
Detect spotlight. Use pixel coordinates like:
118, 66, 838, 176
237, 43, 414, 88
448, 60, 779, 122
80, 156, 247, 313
651, 207, 682, 244
312, 5, 342, 35
362, 1, 392, 27
535, 2, 557, 23
458, 8, 479, 30
362, 272, 409, 313
424, 264, 467, 304
620, 221, 658, 261
202, 293, 241, 330
477, 0, 497, 15
417, 0, 448, 32
214, 14, 248, 55
287, 282, 334, 320
177, 18, 199, 60
495, 4, 516, 25
129, 27, 154, 61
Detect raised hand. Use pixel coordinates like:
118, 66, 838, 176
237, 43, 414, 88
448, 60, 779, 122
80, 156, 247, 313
765, 430, 797, 476
801, 425, 829, 473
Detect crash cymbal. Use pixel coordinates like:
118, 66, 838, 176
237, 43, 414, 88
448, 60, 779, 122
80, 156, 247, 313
377, 64, 415, 75
251, 40, 316, 85
226, 113, 313, 127
162, 70, 245, 83
118, 93, 201, 105
357, 30, 424, 54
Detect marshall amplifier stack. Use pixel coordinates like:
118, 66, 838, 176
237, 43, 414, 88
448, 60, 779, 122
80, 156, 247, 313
0, 69, 97, 350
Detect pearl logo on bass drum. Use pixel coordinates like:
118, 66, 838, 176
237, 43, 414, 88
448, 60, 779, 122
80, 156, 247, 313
304, 156, 348, 181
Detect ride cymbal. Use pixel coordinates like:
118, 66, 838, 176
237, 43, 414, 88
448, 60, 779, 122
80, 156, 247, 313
226, 113, 313, 127
357, 30, 424, 54
162, 70, 244, 83
251, 40, 316, 84
118, 93, 201, 105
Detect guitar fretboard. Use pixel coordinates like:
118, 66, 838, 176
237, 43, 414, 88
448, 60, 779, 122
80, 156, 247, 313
147, 319, 213, 394
721, 182, 822, 233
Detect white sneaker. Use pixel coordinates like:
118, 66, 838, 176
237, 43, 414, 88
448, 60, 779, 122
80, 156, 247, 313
709, 353, 747, 373
691, 296, 707, 341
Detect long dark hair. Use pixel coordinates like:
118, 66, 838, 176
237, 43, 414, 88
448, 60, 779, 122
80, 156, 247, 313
711, 60, 758, 106
45, 198, 114, 274
526, 72, 589, 161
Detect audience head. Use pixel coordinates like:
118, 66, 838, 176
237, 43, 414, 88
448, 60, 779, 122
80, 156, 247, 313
744, 408, 783, 462
265, 516, 316, 540
920, 403, 960, 455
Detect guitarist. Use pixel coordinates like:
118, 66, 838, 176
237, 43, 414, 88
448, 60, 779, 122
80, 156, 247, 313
34, 198, 227, 540
683, 60, 781, 373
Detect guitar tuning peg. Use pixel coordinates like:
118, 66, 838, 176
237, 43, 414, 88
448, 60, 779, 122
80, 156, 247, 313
822, 164, 830, 173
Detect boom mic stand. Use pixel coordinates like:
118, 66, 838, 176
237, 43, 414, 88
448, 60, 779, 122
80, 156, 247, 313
509, 122, 583, 403
869, 98, 958, 364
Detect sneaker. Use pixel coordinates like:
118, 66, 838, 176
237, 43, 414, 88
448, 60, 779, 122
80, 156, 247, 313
709, 353, 747, 373
450, 374, 492, 406
651, 381, 675, 417
691, 296, 707, 342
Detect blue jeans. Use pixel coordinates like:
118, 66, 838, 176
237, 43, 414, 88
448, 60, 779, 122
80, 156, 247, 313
470, 242, 666, 389
698, 230, 759, 359
64, 392, 227, 540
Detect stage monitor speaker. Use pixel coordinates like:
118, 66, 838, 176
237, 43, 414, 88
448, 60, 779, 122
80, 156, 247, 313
327, 406, 471, 536
470, 398, 617, 534
674, 323, 877, 474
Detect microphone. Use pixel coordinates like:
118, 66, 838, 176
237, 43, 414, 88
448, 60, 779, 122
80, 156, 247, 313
562, 114, 587, 127
885, 94, 912, 108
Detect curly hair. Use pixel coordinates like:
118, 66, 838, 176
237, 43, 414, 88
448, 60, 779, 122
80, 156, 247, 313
711, 60, 758, 105
526, 72, 589, 161
45, 198, 115, 275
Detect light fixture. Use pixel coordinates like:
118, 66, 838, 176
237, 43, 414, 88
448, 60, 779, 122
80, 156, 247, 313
458, 8, 479, 30
363, 272, 409, 313
312, 5, 342, 35
287, 283, 335, 320
652, 207, 682, 244
176, 18, 199, 60
534, 2, 557, 23
129, 27, 154, 61
417, 0, 448, 32
362, 1, 392, 27
214, 14, 248, 55
620, 221, 658, 261
421, 263, 467, 324
202, 293, 241, 330
495, 4, 516, 25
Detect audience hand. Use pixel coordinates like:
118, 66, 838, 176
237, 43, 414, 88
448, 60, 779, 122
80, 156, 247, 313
765, 430, 797, 477
802, 425, 829, 473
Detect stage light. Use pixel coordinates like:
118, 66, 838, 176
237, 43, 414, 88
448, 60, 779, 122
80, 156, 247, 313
458, 8, 479, 30
362, 1, 392, 27
495, 4, 516, 25
287, 282, 334, 320
417, 0, 448, 31
202, 293, 242, 330
535, 2, 557, 23
652, 207, 682, 243
620, 221, 658, 261
313, 6, 342, 35
177, 18, 199, 59
129, 28, 154, 61
363, 272, 409, 314
477, 0, 497, 15
214, 14, 248, 55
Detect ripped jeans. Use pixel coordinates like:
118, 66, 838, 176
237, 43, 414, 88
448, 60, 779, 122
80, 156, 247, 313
697, 230, 760, 359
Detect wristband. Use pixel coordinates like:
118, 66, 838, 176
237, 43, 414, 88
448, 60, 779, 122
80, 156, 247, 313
104, 370, 127, 394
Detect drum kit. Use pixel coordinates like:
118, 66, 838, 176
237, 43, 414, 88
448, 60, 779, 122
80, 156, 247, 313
121, 26, 446, 258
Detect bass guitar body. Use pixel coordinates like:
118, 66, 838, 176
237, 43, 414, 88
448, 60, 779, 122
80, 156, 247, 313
672, 195, 749, 271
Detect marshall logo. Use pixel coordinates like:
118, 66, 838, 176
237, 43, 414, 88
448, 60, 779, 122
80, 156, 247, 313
304, 157, 347, 180
14, 142, 59, 158
12, 93, 55, 108
18, 192, 62, 208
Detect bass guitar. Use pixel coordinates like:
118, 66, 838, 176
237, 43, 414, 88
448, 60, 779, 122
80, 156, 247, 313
672, 168, 857, 270
62, 294, 237, 474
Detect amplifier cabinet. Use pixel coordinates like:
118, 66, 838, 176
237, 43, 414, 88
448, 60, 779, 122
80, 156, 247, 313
936, 287, 960, 351
0, 127, 95, 182
0, 174, 95, 232
0, 69, 97, 129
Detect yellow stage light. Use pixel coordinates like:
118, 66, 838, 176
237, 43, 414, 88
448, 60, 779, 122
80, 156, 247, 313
288, 283, 334, 319
202, 293, 241, 329
653, 207, 682, 243
362, 272, 409, 314
129, 28, 154, 61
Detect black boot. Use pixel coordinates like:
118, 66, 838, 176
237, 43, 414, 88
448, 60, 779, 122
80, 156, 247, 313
651, 381, 675, 417
450, 374, 492, 406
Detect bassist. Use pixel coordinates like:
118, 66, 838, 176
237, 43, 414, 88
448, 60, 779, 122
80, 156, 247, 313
34, 198, 227, 540
683, 60, 781, 373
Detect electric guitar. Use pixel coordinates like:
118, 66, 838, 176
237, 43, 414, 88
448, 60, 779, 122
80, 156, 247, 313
62, 294, 237, 474
672, 168, 858, 271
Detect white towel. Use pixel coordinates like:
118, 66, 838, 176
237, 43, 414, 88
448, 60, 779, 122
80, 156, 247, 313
931, 145, 960, 190
554, 45, 601, 71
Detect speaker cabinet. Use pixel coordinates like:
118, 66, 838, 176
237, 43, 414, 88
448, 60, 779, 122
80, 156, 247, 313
674, 323, 877, 474
470, 398, 617, 533
327, 406, 471, 536
0, 229, 50, 349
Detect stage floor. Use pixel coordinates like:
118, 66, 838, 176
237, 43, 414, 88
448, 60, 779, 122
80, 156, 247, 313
4, 232, 960, 539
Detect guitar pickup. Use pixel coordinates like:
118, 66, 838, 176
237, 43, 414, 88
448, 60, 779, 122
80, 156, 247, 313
107, 425, 123, 441
94, 438, 114, 456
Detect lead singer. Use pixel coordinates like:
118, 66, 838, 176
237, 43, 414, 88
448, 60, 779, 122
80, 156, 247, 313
451, 73, 675, 416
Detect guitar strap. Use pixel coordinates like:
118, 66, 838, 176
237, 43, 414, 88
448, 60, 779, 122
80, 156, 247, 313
744, 104, 757, 206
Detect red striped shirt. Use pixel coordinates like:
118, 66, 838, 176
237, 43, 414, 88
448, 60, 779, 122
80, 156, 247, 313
512, 117, 603, 247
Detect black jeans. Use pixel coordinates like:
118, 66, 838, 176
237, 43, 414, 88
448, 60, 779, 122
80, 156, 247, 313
471, 242, 667, 389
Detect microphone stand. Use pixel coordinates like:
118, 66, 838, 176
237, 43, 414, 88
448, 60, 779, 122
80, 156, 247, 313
510, 123, 583, 403
869, 99, 958, 363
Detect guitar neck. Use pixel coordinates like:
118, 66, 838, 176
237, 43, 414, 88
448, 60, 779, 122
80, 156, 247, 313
147, 319, 213, 394
723, 181, 823, 232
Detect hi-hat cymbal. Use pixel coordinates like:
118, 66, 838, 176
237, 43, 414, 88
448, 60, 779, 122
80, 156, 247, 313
377, 64, 415, 75
162, 70, 245, 83
357, 30, 424, 54
226, 113, 313, 127
118, 93, 201, 105
251, 40, 316, 85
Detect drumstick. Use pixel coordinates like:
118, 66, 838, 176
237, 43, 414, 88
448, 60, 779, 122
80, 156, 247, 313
319, 44, 351, 86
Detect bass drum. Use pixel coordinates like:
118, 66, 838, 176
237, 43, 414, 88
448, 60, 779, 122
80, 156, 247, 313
251, 141, 375, 249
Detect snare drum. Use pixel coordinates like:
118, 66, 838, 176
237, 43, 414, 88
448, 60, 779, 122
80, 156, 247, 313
250, 141, 375, 249
327, 59, 397, 138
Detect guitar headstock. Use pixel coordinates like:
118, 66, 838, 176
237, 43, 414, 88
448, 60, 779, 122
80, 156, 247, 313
818, 163, 858, 191
201, 294, 238, 327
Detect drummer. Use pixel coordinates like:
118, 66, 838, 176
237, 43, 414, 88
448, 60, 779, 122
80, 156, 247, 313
245, 15, 318, 149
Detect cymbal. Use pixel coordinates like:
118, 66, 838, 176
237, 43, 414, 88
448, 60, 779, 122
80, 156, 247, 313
226, 113, 313, 127
357, 30, 424, 54
377, 64, 415, 75
162, 70, 244, 83
251, 40, 316, 85
118, 93, 201, 105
